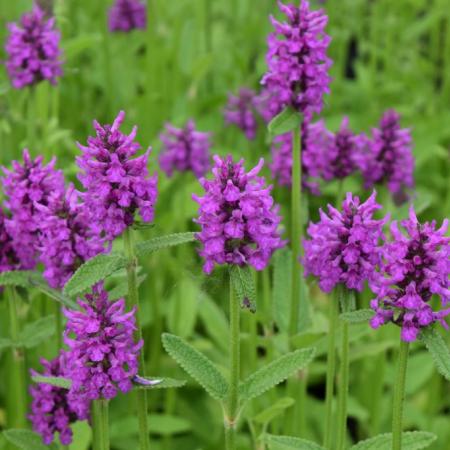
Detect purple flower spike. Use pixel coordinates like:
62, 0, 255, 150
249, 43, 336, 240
36, 185, 106, 288
262, 0, 332, 118
64, 285, 143, 401
159, 120, 211, 178
224, 88, 259, 140
193, 155, 286, 274
29, 351, 89, 446
1, 149, 65, 269
321, 117, 361, 181
108, 0, 147, 32
356, 109, 415, 201
303, 192, 387, 293
370, 208, 450, 342
5, 5, 63, 89
0, 207, 21, 273
76, 111, 158, 239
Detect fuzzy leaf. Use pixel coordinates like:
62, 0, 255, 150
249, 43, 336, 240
340, 309, 374, 324
31, 375, 72, 389
229, 265, 256, 312
240, 348, 315, 402
134, 377, 186, 389
162, 333, 228, 401
420, 327, 450, 380
136, 232, 196, 258
0, 271, 38, 288
147, 414, 191, 436
265, 434, 325, 449
3, 429, 59, 450
19, 316, 56, 349
253, 397, 295, 424
349, 431, 436, 449
63, 254, 127, 298
268, 107, 302, 137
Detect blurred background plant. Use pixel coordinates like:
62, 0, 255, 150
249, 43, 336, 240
0, 0, 449, 449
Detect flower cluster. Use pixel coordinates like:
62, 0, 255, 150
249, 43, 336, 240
76, 111, 158, 239
36, 185, 106, 288
159, 120, 211, 178
224, 88, 259, 140
29, 351, 90, 446
64, 285, 142, 401
108, 0, 147, 32
357, 110, 414, 200
370, 209, 450, 341
193, 155, 285, 274
303, 192, 387, 293
0, 207, 20, 273
5, 5, 63, 89
320, 117, 360, 181
261, 0, 332, 118
1, 149, 65, 269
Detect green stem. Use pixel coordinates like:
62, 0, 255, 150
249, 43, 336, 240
123, 227, 150, 450
336, 308, 350, 450
55, 302, 63, 350
6, 286, 27, 429
392, 339, 410, 450
92, 399, 110, 450
289, 125, 302, 336
323, 291, 339, 448
225, 277, 240, 450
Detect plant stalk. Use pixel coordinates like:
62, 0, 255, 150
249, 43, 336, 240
289, 125, 302, 336
124, 227, 150, 450
92, 399, 110, 450
6, 286, 27, 429
323, 290, 339, 448
392, 339, 410, 450
336, 294, 350, 450
225, 276, 241, 450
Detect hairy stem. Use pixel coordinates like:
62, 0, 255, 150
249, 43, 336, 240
323, 290, 339, 448
225, 277, 241, 450
6, 286, 27, 429
392, 339, 410, 450
336, 289, 350, 450
124, 227, 150, 450
93, 399, 110, 450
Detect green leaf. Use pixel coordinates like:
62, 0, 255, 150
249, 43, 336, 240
162, 333, 228, 401
253, 397, 295, 425
340, 309, 374, 324
268, 107, 302, 137
265, 434, 325, 450
349, 431, 436, 450
18, 316, 55, 349
31, 375, 72, 389
63, 254, 127, 298
134, 377, 186, 390
0, 338, 13, 351
0, 271, 37, 288
2, 429, 58, 450
272, 248, 292, 332
420, 327, 450, 380
229, 265, 256, 312
240, 348, 315, 402
135, 232, 196, 258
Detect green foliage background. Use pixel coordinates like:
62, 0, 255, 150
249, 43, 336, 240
0, 0, 449, 449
